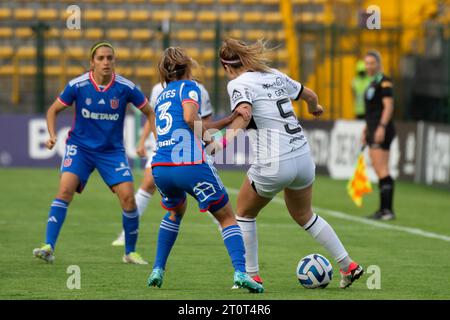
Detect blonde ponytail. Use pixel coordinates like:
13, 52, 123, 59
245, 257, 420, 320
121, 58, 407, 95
219, 38, 272, 73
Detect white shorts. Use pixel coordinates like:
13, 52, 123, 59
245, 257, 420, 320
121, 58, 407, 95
144, 149, 157, 169
247, 150, 316, 198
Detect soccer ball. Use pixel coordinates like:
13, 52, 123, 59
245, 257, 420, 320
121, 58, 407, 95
296, 253, 333, 289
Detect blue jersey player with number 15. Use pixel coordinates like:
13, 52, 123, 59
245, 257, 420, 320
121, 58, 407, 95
33, 42, 157, 265
146, 47, 263, 293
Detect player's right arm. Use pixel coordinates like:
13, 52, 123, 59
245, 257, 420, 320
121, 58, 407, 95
136, 119, 151, 157
282, 71, 324, 118
46, 99, 71, 150
299, 87, 324, 118
183, 100, 204, 139
47, 81, 76, 149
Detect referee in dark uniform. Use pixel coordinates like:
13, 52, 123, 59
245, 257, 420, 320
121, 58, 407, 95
362, 51, 396, 220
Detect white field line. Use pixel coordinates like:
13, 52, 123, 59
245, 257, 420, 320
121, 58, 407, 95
227, 188, 450, 243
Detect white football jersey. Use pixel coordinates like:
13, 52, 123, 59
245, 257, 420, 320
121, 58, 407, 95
227, 69, 309, 164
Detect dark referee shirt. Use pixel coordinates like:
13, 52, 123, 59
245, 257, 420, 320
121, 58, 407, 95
364, 73, 394, 130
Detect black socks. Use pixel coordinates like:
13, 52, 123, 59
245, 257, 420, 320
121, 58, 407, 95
379, 175, 394, 211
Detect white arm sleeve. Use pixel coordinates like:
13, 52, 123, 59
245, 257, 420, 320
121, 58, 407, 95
227, 79, 253, 111
199, 84, 213, 118
149, 83, 164, 109
283, 73, 303, 100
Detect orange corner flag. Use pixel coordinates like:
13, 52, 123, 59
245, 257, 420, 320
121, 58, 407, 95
347, 152, 372, 207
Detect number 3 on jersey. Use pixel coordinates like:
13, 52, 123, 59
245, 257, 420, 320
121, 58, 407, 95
157, 101, 173, 135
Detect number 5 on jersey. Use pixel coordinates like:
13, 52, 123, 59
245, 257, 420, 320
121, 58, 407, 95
277, 98, 302, 134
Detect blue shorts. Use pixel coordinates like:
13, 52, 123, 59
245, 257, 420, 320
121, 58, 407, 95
60, 144, 133, 193
152, 162, 229, 213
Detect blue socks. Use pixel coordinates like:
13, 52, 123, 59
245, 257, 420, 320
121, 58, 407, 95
152, 216, 246, 273
153, 212, 181, 270
222, 225, 246, 273
122, 209, 139, 255
45, 199, 68, 250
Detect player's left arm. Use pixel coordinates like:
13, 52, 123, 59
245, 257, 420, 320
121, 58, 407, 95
199, 87, 251, 130
202, 110, 251, 131
211, 80, 254, 152
202, 104, 252, 156
128, 85, 157, 156
375, 79, 394, 143
138, 104, 157, 157
215, 103, 252, 151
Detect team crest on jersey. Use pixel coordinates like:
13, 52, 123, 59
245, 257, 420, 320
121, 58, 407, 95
110, 98, 119, 109
63, 158, 72, 167
232, 89, 243, 102
85, 98, 92, 106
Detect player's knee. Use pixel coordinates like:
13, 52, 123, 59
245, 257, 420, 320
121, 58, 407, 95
213, 204, 237, 228
140, 173, 156, 193
56, 190, 74, 202
292, 208, 313, 226
56, 188, 75, 203
374, 165, 389, 178
121, 193, 136, 211
142, 182, 156, 194
236, 206, 257, 219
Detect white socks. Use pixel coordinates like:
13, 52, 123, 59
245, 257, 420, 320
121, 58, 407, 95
303, 213, 351, 270
235, 212, 352, 276
236, 216, 259, 276
135, 188, 152, 216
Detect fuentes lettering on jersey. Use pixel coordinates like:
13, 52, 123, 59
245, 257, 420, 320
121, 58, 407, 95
156, 89, 176, 105
81, 108, 119, 121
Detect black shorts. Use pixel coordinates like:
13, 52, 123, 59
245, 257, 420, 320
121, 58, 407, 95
366, 123, 396, 150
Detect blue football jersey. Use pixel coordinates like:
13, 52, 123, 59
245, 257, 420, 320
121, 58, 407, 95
58, 71, 148, 151
151, 80, 205, 166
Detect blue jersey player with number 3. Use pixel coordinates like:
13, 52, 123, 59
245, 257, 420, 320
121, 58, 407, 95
146, 47, 263, 293
33, 42, 156, 265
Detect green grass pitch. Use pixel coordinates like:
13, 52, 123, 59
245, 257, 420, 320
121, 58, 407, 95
1, 168, 449, 300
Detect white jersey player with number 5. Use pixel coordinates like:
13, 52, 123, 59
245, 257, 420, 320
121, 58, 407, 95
219, 39, 364, 289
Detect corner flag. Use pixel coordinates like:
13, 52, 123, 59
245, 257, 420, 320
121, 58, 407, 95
347, 147, 372, 207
